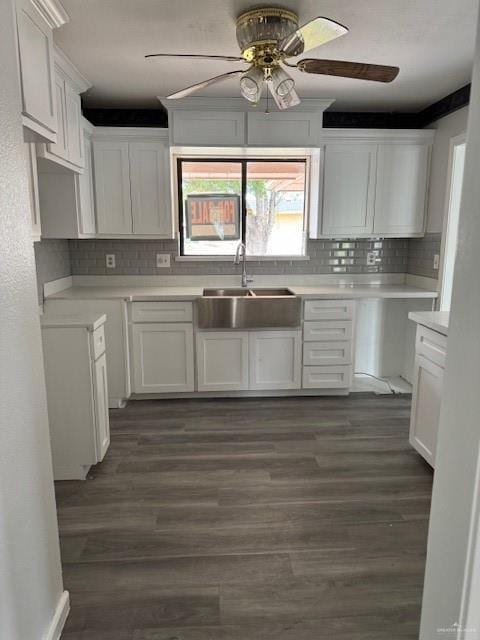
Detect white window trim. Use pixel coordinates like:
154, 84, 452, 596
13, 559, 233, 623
171, 147, 318, 259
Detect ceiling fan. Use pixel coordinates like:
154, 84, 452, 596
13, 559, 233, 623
146, 7, 399, 110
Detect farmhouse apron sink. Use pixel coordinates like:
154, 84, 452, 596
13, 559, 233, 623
197, 288, 301, 329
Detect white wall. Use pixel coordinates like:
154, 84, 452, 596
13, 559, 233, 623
425, 106, 469, 233
420, 6, 480, 638
0, 1, 65, 639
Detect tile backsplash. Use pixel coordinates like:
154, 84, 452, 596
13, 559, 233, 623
68, 238, 409, 277
407, 233, 442, 279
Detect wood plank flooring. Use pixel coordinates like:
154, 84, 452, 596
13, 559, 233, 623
56, 394, 433, 639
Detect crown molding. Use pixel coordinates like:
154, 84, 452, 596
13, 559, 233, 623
31, 0, 69, 29
158, 96, 335, 114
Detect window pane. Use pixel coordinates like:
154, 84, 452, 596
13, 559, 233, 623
246, 161, 306, 256
181, 161, 242, 255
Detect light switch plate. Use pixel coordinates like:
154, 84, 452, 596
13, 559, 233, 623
156, 254, 171, 268
366, 252, 377, 266
433, 254, 440, 270
106, 254, 115, 269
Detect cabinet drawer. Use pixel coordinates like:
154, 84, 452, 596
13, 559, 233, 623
303, 341, 352, 366
304, 320, 352, 342
416, 325, 447, 368
132, 301, 193, 323
91, 324, 106, 360
304, 299, 354, 321
302, 365, 352, 389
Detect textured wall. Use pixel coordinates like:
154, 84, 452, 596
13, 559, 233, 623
407, 232, 442, 279
0, 1, 64, 638
34, 239, 71, 304
69, 238, 409, 277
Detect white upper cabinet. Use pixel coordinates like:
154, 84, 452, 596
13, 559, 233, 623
39, 119, 97, 238
15, 0, 60, 142
171, 110, 246, 146
65, 82, 84, 167
322, 144, 377, 237
93, 140, 132, 234
25, 143, 41, 241
92, 131, 173, 238
37, 46, 91, 172
313, 133, 434, 239
373, 144, 429, 235
129, 141, 172, 235
247, 112, 320, 147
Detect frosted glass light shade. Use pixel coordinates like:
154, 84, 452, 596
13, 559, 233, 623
271, 66, 295, 97
240, 66, 264, 102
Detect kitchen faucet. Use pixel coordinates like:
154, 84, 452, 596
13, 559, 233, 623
234, 242, 253, 288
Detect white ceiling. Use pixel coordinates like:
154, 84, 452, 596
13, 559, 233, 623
55, 0, 478, 112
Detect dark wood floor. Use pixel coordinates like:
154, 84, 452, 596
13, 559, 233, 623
56, 393, 433, 640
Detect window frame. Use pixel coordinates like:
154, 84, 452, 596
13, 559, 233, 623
177, 156, 309, 258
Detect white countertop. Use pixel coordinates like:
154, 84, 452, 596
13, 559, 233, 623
408, 310, 449, 336
41, 312, 107, 331
47, 283, 438, 302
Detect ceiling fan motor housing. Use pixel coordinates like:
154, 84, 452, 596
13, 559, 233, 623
235, 8, 298, 64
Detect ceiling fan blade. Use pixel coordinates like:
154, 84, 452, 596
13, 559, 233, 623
280, 17, 348, 57
146, 53, 245, 62
297, 58, 399, 82
166, 70, 244, 100
268, 82, 301, 111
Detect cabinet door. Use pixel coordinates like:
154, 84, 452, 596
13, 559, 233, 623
374, 144, 429, 235
247, 112, 319, 146
77, 135, 96, 235
322, 144, 377, 236
133, 323, 194, 393
25, 143, 41, 240
65, 83, 84, 168
93, 352, 110, 461
196, 332, 249, 391
171, 110, 245, 145
129, 142, 172, 236
46, 75, 67, 160
15, 0, 56, 136
93, 140, 132, 234
249, 330, 301, 390
409, 353, 444, 467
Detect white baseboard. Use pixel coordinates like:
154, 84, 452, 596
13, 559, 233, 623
43, 591, 69, 640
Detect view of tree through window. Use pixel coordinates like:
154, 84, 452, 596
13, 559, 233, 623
179, 159, 306, 257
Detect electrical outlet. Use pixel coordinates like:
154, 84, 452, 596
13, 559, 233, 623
156, 253, 171, 268
433, 254, 440, 270
366, 251, 377, 266
105, 254, 115, 269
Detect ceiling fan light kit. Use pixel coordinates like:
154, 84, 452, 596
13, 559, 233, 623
147, 7, 400, 111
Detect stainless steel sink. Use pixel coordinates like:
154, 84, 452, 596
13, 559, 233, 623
197, 287, 301, 329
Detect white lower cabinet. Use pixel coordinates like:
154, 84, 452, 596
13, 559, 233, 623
249, 331, 301, 390
302, 299, 355, 390
196, 331, 249, 391
132, 322, 194, 393
196, 329, 301, 392
93, 352, 110, 459
41, 314, 110, 480
409, 324, 447, 467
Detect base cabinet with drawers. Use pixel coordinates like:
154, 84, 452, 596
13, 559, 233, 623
130, 301, 195, 393
302, 299, 355, 390
409, 323, 448, 467
196, 330, 302, 392
41, 313, 110, 480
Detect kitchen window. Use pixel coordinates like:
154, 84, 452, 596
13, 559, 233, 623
177, 158, 308, 257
